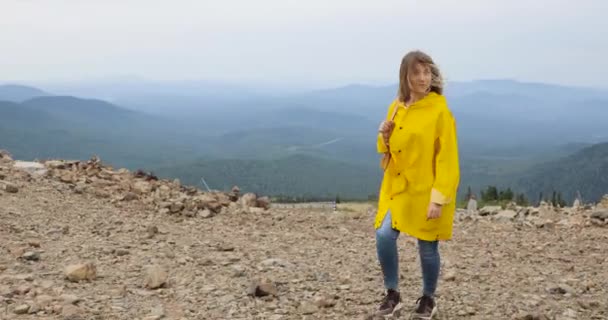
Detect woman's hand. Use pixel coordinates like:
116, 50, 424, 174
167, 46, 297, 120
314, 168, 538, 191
427, 202, 442, 220
378, 120, 395, 145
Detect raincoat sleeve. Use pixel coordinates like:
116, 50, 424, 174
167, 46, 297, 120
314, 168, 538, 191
377, 101, 396, 154
430, 108, 460, 205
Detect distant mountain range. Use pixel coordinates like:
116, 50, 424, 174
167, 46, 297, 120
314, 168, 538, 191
1, 80, 606, 202
0, 84, 50, 102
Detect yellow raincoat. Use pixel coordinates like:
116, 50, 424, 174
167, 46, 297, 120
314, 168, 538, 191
375, 92, 460, 241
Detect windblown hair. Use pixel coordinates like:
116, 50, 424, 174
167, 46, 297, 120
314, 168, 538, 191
397, 50, 444, 102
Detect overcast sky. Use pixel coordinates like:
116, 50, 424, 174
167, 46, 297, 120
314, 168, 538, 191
1, 0, 606, 88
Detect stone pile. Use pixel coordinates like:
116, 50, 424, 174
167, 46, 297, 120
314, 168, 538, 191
458, 198, 608, 228
0, 151, 271, 218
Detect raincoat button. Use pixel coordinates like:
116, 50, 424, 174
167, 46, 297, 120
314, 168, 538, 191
399, 127, 403, 130
398, 150, 402, 153
397, 172, 401, 176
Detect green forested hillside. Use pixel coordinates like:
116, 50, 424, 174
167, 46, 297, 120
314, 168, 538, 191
154, 154, 382, 201
512, 142, 608, 203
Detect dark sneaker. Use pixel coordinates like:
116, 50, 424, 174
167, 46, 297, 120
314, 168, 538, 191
376, 289, 401, 316
410, 295, 437, 320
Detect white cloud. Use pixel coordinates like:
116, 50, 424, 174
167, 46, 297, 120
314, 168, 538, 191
1, 0, 606, 87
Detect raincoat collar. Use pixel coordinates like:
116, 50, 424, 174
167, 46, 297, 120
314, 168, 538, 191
397, 92, 443, 109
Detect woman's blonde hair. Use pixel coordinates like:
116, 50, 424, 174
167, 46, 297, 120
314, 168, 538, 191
397, 50, 444, 102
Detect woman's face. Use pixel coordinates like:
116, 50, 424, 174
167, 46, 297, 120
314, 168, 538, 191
408, 62, 432, 95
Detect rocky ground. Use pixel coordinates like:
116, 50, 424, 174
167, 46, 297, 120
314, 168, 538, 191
0, 151, 607, 320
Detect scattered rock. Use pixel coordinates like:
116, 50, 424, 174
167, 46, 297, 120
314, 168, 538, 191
0, 149, 13, 161
200, 259, 214, 266
22, 251, 40, 261
146, 225, 159, 238
494, 210, 518, 221
145, 265, 168, 289
65, 263, 97, 282
28, 240, 41, 248
260, 258, 292, 269
44, 160, 68, 169
169, 202, 184, 214
443, 270, 456, 281
518, 207, 531, 217
60, 173, 76, 184
13, 161, 48, 176
60, 294, 82, 305
13, 304, 30, 314
61, 304, 83, 318
257, 196, 271, 210
73, 183, 87, 194
300, 301, 318, 315
248, 281, 278, 297
598, 195, 608, 209
36, 295, 54, 307
479, 206, 502, 216
217, 244, 235, 252
13, 285, 31, 295
144, 305, 166, 320
250, 207, 266, 214
465, 306, 476, 315
121, 192, 139, 201
133, 181, 153, 194
9, 246, 27, 257
241, 193, 258, 208
93, 188, 111, 199
231, 265, 246, 277
3, 182, 19, 193
562, 308, 577, 318
591, 209, 608, 221
314, 295, 336, 308
228, 186, 240, 201
548, 284, 576, 295
199, 209, 213, 218
115, 249, 130, 256
134, 169, 158, 181
27, 303, 41, 314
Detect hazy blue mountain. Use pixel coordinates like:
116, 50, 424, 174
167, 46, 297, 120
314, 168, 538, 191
0, 95, 212, 169
1, 79, 607, 202
445, 79, 607, 102
0, 85, 50, 102
22, 96, 137, 127
40, 78, 608, 144
290, 84, 396, 118
0, 100, 57, 129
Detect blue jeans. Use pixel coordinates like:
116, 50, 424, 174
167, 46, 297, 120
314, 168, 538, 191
376, 210, 440, 297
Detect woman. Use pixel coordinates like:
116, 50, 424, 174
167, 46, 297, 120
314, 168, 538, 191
374, 50, 460, 319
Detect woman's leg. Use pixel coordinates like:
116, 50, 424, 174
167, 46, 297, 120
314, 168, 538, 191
417, 239, 440, 297
375, 210, 400, 290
